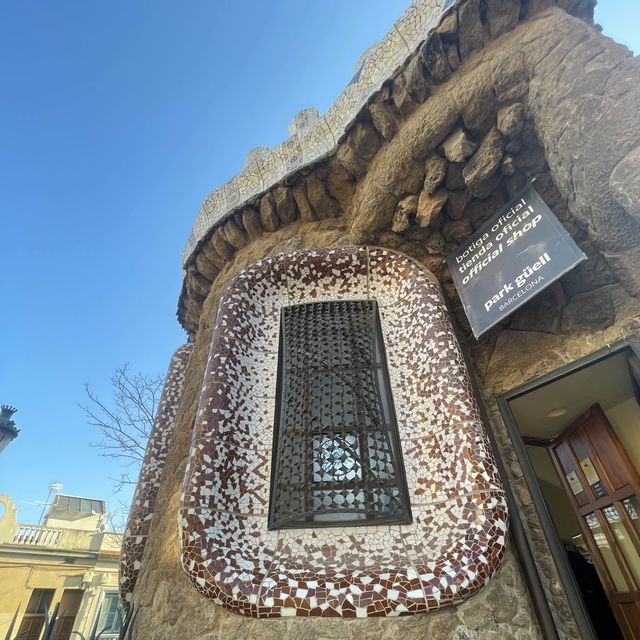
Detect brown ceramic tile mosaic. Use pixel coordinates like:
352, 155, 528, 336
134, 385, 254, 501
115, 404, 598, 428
119, 343, 192, 607
179, 247, 507, 618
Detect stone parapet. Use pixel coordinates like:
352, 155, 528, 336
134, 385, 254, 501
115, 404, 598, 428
182, 0, 446, 267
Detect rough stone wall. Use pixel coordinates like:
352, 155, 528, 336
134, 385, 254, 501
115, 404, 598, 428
131, 3, 640, 639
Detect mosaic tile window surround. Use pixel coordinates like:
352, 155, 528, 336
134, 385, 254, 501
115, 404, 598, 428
269, 299, 411, 529
180, 247, 507, 618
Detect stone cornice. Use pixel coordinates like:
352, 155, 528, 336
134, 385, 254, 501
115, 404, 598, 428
177, 0, 596, 334
182, 0, 447, 268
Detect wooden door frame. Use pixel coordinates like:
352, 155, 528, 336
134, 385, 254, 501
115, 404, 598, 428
547, 403, 640, 635
497, 335, 640, 640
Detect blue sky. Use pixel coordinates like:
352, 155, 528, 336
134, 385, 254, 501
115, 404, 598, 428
1, 1, 637, 526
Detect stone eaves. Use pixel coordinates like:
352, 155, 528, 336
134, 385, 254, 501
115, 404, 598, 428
178, 0, 596, 335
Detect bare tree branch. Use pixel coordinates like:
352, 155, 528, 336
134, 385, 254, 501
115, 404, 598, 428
80, 364, 164, 492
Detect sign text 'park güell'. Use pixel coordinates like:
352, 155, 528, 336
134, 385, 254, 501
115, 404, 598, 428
447, 184, 587, 338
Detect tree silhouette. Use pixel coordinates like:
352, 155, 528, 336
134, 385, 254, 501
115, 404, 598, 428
80, 365, 164, 493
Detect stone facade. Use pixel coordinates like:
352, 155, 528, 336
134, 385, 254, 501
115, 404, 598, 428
128, 0, 640, 638
131, 224, 540, 640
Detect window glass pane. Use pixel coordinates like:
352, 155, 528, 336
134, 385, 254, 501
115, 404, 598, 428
604, 505, 640, 588
312, 434, 362, 482
585, 512, 628, 591
623, 497, 640, 536
68, 497, 80, 511
96, 592, 123, 635
269, 300, 411, 529
59, 589, 82, 616
25, 588, 54, 614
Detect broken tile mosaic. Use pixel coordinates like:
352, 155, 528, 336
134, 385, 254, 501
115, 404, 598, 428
118, 343, 192, 608
179, 247, 508, 617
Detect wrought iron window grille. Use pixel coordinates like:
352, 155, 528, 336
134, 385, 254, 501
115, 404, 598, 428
268, 300, 412, 529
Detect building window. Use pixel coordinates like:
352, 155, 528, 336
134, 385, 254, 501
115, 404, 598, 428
93, 591, 124, 639
268, 300, 411, 529
54, 495, 105, 514
16, 588, 55, 640
56, 589, 83, 640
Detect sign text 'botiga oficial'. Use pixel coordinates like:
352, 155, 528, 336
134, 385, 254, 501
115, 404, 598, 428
446, 185, 586, 338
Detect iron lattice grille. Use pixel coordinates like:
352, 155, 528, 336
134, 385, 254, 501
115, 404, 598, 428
269, 300, 412, 529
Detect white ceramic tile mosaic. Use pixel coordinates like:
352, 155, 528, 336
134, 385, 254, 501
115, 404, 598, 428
178, 247, 507, 618
119, 344, 193, 606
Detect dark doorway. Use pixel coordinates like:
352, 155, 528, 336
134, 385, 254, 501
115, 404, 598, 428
500, 343, 640, 639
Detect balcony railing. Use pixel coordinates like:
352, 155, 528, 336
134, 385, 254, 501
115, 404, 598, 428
12, 524, 63, 546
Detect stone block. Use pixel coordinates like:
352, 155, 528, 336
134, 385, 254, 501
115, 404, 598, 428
368, 101, 397, 141
220, 218, 249, 250
202, 240, 226, 270
509, 282, 566, 333
417, 189, 448, 227
501, 155, 516, 176
454, 63, 496, 133
458, 0, 486, 60
350, 121, 381, 162
491, 49, 529, 103
468, 192, 506, 229
442, 217, 472, 243
561, 287, 615, 332
602, 245, 640, 296
292, 182, 318, 221
273, 186, 298, 225
486, 0, 520, 40
212, 228, 235, 259
443, 127, 477, 163
421, 32, 452, 85
560, 241, 616, 297
241, 207, 263, 241
437, 10, 458, 41
463, 127, 504, 188
447, 190, 471, 220
425, 230, 445, 255
446, 162, 466, 190
402, 91, 459, 161
470, 173, 502, 200
610, 145, 640, 222
497, 103, 524, 138
306, 174, 339, 219
195, 251, 220, 283
392, 195, 418, 233
336, 137, 367, 180
325, 159, 353, 213
446, 44, 461, 71
403, 54, 430, 104
392, 73, 417, 117
259, 193, 280, 232
186, 267, 211, 298
423, 155, 447, 194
